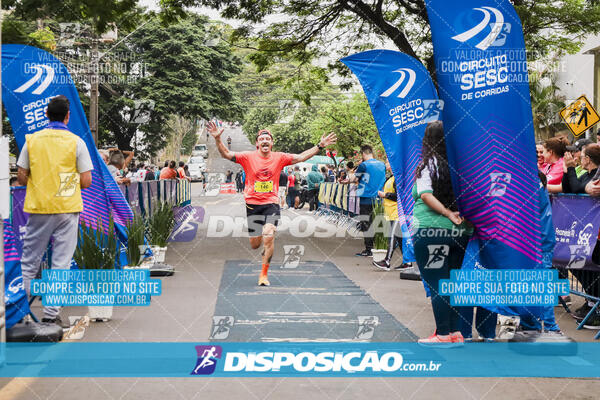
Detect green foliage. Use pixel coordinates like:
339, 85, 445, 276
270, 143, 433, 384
126, 213, 146, 267
73, 217, 118, 269
96, 14, 244, 156
529, 70, 567, 141
2, 15, 56, 50
147, 201, 175, 247
308, 93, 380, 159
3, 0, 140, 34
242, 106, 279, 142
161, 0, 600, 99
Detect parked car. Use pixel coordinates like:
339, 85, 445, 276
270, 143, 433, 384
192, 144, 208, 158
188, 156, 207, 181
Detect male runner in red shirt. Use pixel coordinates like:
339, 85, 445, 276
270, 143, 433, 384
207, 121, 336, 286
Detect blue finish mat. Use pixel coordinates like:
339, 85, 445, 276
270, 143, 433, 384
210, 260, 417, 342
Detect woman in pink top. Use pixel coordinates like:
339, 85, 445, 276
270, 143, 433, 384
542, 137, 568, 193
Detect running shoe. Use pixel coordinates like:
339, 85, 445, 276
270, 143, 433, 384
394, 263, 413, 270
583, 311, 600, 329
355, 249, 372, 257
258, 275, 270, 286
418, 334, 458, 347
41, 315, 70, 329
372, 260, 390, 271
450, 331, 464, 344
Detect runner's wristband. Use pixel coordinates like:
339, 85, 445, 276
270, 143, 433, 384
317, 143, 325, 150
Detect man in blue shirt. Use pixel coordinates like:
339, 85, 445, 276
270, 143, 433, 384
353, 144, 386, 256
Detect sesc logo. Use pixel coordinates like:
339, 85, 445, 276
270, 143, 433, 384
380, 68, 416, 98
15, 64, 55, 95
191, 345, 222, 375
452, 7, 505, 51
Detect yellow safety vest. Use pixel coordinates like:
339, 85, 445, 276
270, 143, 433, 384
382, 176, 398, 221
24, 128, 83, 214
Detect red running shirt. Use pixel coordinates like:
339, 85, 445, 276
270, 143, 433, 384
235, 151, 294, 205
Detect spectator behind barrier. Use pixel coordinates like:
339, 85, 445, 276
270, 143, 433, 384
98, 149, 110, 165
563, 144, 600, 194
306, 164, 324, 211
352, 144, 386, 257
108, 151, 131, 185
536, 142, 545, 171
542, 136, 568, 193
160, 160, 178, 180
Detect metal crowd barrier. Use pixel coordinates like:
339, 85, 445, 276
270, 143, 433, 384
315, 182, 362, 235
118, 179, 192, 216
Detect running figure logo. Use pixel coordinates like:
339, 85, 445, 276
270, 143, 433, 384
487, 172, 511, 197
354, 316, 379, 340
567, 245, 588, 269
282, 245, 305, 269
210, 316, 234, 340
191, 345, 223, 375
422, 100, 444, 123
425, 245, 449, 269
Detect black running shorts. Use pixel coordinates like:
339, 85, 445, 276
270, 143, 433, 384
246, 203, 281, 236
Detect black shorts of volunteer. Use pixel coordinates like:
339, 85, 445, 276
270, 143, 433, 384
246, 203, 281, 236
413, 228, 470, 336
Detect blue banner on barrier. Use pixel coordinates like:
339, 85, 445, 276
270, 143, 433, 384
1, 342, 599, 377
425, 0, 541, 268
551, 195, 600, 270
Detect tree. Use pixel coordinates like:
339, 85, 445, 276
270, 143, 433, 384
529, 70, 566, 141
3, 0, 140, 34
308, 93, 380, 158
161, 0, 600, 83
162, 115, 198, 162
89, 13, 244, 156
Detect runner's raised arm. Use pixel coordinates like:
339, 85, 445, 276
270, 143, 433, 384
291, 132, 337, 164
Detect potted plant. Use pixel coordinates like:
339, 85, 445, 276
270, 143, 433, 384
371, 200, 388, 263
73, 216, 118, 321
146, 201, 174, 263
125, 213, 148, 269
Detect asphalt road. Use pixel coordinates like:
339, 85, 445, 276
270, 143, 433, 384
1, 126, 599, 399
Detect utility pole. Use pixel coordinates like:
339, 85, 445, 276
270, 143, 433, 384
89, 37, 99, 145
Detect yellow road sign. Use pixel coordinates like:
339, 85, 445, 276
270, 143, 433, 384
559, 95, 600, 137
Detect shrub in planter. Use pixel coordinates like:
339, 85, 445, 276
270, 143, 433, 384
371, 200, 388, 262
73, 216, 118, 321
146, 201, 174, 262
126, 213, 147, 267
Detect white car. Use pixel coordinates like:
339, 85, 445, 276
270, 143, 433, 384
188, 156, 207, 181
193, 144, 208, 158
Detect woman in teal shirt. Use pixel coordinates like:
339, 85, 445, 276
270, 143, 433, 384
413, 121, 472, 346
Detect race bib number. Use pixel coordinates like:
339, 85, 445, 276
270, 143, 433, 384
254, 181, 273, 193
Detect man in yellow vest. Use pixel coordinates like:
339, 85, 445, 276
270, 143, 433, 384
17, 95, 93, 328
